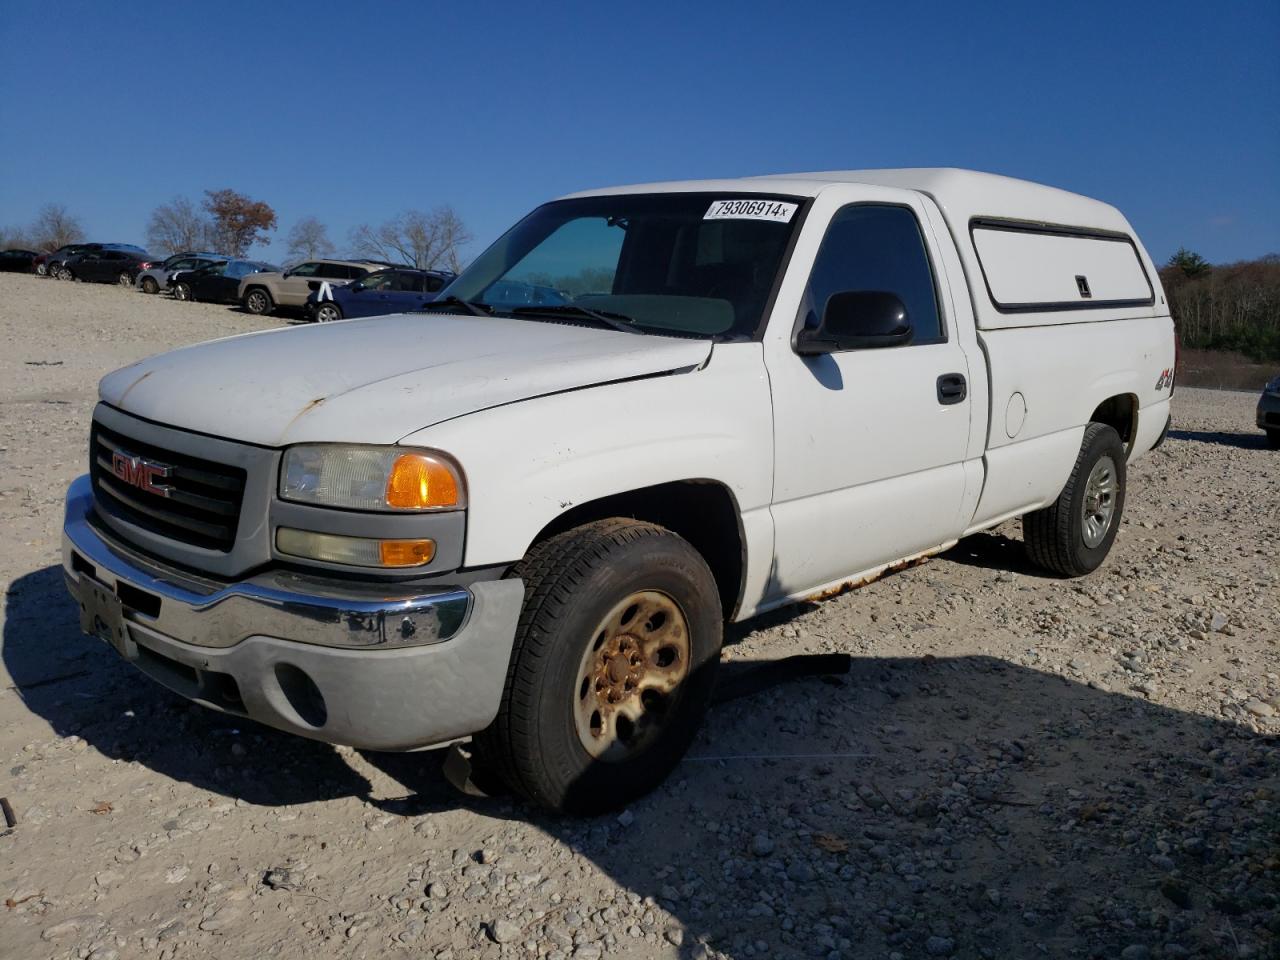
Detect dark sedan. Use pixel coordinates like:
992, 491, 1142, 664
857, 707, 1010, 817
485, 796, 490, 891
0, 249, 39, 273
171, 259, 278, 303
40, 243, 100, 277
1259, 374, 1280, 449
302, 267, 453, 322
62, 248, 160, 286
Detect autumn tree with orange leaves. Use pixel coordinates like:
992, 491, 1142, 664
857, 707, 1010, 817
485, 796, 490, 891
203, 189, 277, 257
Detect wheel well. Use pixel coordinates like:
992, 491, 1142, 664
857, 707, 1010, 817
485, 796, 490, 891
532, 480, 745, 619
1089, 394, 1138, 447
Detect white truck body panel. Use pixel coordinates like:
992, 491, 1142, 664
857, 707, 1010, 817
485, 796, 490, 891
98, 313, 711, 447
760, 183, 981, 600
401, 342, 776, 603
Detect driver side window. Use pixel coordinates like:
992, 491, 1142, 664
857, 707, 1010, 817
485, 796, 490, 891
802, 205, 944, 345
290, 262, 319, 277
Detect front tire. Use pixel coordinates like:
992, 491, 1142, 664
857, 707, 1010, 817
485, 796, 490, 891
35, 262, 47, 277
474, 519, 722, 814
173, 282, 193, 301
243, 287, 273, 315
141, 276, 159, 294
315, 302, 343, 323
1024, 422, 1127, 577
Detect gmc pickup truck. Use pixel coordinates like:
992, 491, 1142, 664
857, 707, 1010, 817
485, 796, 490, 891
62, 169, 1176, 813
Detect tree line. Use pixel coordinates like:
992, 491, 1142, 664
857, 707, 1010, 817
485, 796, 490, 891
1161, 249, 1280, 362
0, 191, 472, 273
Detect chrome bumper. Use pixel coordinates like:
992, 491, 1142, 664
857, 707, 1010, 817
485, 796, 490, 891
61, 475, 524, 750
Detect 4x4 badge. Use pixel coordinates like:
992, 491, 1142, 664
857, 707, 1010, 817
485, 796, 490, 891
1155, 368, 1174, 391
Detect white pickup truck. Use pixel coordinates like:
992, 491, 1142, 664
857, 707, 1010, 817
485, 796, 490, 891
62, 169, 1175, 813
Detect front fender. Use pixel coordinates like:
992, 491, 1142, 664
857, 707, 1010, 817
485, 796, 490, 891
398, 342, 774, 569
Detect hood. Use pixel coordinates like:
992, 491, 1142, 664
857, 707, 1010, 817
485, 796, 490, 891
99, 313, 712, 447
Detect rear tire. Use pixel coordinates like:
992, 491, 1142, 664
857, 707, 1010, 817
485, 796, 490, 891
243, 287, 273, 315
1024, 422, 1126, 577
1267, 429, 1280, 450
173, 282, 193, 302
117, 271, 133, 287
473, 519, 722, 814
35, 262, 47, 276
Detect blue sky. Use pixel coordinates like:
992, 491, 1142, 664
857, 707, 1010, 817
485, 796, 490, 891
1, 0, 1276, 267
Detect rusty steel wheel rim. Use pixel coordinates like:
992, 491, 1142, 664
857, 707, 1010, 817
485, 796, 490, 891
573, 590, 691, 762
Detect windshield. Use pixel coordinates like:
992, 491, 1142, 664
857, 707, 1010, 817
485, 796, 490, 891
444, 192, 805, 339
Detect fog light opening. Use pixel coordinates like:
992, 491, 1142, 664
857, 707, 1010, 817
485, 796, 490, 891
274, 662, 327, 729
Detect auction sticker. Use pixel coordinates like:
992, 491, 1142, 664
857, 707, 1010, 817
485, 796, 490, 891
704, 199, 798, 223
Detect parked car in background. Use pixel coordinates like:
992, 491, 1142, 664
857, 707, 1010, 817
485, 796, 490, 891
40, 243, 99, 277
61, 248, 160, 286
0, 249, 39, 273
135, 252, 225, 294
1259, 374, 1280, 449
238, 259, 388, 315
171, 259, 278, 304
302, 267, 454, 322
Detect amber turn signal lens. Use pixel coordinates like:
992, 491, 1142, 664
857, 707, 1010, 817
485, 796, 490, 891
277, 528, 436, 568
378, 539, 436, 567
385, 453, 459, 509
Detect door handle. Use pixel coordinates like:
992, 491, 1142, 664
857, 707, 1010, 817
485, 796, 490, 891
936, 373, 967, 405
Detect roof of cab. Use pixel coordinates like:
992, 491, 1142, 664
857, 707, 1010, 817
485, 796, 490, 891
564, 167, 1132, 235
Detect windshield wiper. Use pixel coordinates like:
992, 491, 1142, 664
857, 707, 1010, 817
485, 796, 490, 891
420, 295, 493, 317
511, 304, 638, 334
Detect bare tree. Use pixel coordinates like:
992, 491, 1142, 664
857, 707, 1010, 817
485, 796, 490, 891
30, 203, 84, 251
203, 189, 277, 257
348, 206, 471, 271
146, 197, 214, 255
286, 216, 335, 262
0, 225, 32, 249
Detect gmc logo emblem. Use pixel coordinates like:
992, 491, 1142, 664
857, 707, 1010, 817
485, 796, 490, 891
111, 451, 173, 497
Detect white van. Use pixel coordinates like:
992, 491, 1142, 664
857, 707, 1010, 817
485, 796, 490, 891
63, 168, 1176, 812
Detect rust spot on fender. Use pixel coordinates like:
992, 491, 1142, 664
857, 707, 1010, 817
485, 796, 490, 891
116, 369, 153, 404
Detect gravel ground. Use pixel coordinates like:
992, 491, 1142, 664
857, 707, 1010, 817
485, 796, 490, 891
0, 271, 1276, 960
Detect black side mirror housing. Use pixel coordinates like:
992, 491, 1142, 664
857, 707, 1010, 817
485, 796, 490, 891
796, 290, 913, 355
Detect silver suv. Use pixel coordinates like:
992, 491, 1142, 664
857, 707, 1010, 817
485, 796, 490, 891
238, 259, 388, 315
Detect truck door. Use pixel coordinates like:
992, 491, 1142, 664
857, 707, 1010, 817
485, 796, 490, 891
764, 187, 975, 599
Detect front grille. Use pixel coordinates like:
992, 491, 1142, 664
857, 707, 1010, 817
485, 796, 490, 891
90, 421, 246, 552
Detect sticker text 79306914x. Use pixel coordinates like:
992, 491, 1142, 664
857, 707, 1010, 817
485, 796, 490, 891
703, 199, 798, 223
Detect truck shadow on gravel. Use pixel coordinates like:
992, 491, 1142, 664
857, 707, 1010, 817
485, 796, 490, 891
6, 563, 1278, 959
1167, 428, 1270, 450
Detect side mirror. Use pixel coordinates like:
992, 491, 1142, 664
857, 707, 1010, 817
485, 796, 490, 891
796, 291, 913, 355
281, 270, 292, 279
350, 281, 364, 292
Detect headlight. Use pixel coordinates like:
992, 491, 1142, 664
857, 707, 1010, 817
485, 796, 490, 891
280, 445, 463, 511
